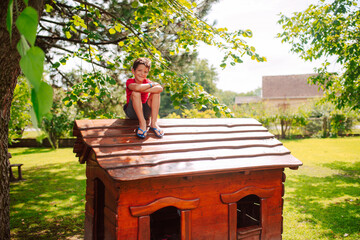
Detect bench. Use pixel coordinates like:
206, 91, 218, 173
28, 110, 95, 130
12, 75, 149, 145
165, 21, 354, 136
8, 152, 24, 182
9, 164, 24, 181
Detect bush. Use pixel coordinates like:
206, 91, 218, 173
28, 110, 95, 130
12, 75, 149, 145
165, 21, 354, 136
8, 77, 31, 144
329, 113, 353, 137
165, 109, 217, 118
42, 101, 74, 149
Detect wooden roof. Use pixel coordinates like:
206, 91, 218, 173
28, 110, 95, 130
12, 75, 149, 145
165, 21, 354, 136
73, 118, 302, 181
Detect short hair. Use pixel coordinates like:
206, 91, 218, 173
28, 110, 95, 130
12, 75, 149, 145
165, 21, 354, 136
132, 57, 151, 70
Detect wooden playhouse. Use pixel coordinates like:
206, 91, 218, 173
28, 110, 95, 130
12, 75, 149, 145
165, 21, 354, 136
73, 118, 302, 240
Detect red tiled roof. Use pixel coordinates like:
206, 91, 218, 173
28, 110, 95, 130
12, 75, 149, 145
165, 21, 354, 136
262, 74, 324, 99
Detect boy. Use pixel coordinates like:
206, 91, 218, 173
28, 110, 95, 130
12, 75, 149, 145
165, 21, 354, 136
123, 57, 164, 138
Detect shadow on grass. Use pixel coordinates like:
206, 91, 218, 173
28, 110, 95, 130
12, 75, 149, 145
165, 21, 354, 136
10, 161, 86, 240
11, 148, 56, 156
285, 161, 360, 239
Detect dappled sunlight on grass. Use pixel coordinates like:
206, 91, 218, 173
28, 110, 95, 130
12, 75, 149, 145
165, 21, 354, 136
283, 138, 360, 240
10, 147, 55, 156
9, 148, 86, 240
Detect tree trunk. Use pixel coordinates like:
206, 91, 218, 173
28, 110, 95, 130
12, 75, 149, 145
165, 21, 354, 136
322, 116, 328, 138
0, 1, 44, 239
280, 119, 285, 139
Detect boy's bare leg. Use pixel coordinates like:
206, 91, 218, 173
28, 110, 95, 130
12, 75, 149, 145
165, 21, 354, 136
147, 93, 163, 135
131, 91, 147, 134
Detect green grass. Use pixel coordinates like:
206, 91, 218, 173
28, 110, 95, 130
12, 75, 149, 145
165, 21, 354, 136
282, 137, 360, 240
9, 148, 86, 240
9, 137, 360, 239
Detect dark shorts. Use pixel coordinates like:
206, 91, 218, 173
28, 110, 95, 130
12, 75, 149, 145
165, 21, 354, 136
123, 99, 151, 120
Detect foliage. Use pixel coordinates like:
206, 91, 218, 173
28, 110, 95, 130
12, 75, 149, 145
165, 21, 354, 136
233, 98, 359, 139
184, 59, 218, 95
304, 99, 356, 137
233, 102, 271, 127
278, 0, 360, 110
6, 0, 267, 126
276, 105, 308, 139
62, 70, 126, 119
233, 101, 308, 138
8, 77, 31, 144
215, 87, 262, 109
329, 113, 351, 136
160, 58, 220, 116
35, 0, 265, 118
214, 90, 239, 108
237, 87, 262, 97
41, 102, 74, 149
165, 108, 217, 118
7, 2, 52, 127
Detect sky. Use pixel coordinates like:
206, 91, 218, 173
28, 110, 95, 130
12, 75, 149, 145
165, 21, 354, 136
197, 0, 339, 93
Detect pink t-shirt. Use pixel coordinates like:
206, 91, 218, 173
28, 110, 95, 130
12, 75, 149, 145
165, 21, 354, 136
126, 78, 151, 104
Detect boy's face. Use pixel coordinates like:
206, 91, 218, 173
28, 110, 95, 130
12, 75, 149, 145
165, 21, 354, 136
132, 64, 149, 82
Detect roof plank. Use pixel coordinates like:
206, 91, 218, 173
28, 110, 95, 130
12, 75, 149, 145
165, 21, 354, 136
107, 155, 301, 181
75, 118, 262, 130
95, 145, 291, 170
93, 138, 284, 157
78, 125, 269, 138
73, 118, 302, 181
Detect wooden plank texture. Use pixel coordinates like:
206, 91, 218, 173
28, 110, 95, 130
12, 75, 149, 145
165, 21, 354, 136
75, 118, 262, 130
73, 118, 302, 181
106, 155, 300, 181
82, 132, 275, 147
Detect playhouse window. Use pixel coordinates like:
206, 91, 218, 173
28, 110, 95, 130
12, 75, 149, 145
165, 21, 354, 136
237, 195, 261, 229
150, 206, 180, 240
94, 178, 105, 240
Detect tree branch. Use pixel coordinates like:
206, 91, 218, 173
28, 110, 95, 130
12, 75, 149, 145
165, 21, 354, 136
37, 35, 127, 45
73, 0, 161, 64
45, 56, 74, 87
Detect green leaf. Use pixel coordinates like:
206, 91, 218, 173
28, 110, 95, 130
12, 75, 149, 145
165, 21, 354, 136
52, 62, 61, 69
173, 100, 180, 106
16, 35, 30, 57
6, 0, 14, 40
95, 9, 101, 18
131, 1, 139, 8
19, 46, 45, 91
31, 81, 53, 125
45, 4, 53, 13
15, 7, 39, 46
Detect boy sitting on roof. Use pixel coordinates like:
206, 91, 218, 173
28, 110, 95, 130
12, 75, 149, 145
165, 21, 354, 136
123, 57, 164, 139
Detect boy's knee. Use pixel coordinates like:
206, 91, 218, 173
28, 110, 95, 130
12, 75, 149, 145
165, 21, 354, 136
131, 91, 141, 100
150, 92, 160, 99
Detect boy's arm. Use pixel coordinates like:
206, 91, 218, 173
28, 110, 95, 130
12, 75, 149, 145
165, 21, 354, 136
143, 83, 163, 93
128, 82, 163, 93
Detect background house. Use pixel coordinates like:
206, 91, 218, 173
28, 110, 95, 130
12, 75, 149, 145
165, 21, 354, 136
234, 74, 324, 108
235, 96, 261, 105
262, 73, 324, 108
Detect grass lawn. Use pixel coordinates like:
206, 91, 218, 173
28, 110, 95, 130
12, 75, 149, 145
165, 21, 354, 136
282, 137, 360, 240
9, 137, 360, 239
9, 148, 86, 240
